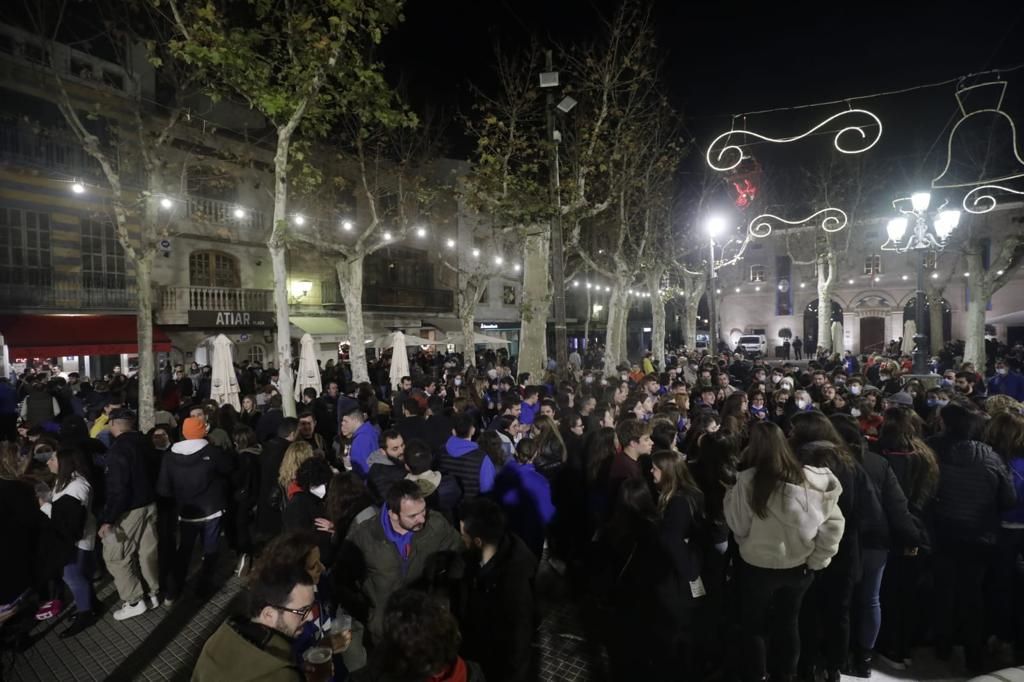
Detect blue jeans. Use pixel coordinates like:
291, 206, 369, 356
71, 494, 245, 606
63, 548, 94, 612
174, 517, 222, 594
854, 547, 888, 651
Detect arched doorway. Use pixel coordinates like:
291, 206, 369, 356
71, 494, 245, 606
803, 299, 843, 353
903, 297, 952, 347
860, 318, 885, 353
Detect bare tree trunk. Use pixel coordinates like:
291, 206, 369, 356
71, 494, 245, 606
647, 268, 666, 369
963, 249, 987, 371
270, 244, 295, 417
518, 230, 550, 381
583, 284, 591, 350
817, 252, 836, 354
603, 285, 629, 375
135, 252, 156, 432
271, 139, 295, 417
457, 278, 482, 367
337, 258, 369, 383
680, 275, 705, 349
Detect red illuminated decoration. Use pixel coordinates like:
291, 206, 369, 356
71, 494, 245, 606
733, 178, 758, 208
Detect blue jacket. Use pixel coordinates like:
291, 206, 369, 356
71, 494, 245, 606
493, 461, 556, 558
519, 401, 540, 426
988, 372, 1024, 402
0, 381, 17, 415
349, 421, 380, 480
445, 435, 495, 493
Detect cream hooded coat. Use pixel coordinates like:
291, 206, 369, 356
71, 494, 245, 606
725, 465, 845, 570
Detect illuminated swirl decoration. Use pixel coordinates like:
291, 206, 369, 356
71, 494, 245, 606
748, 208, 848, 239
706, 109, 883, 172
962, 184, 1024, 214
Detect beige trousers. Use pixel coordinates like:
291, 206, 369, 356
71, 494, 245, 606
102, 503, 159, 604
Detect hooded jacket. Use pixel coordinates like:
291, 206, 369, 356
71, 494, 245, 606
440, 436, 495, 498
349, 421, 381, 480
191, 615, 300, 682
157, 439, 232, 521
724, 465, 845, 570
366, 449, 407, 504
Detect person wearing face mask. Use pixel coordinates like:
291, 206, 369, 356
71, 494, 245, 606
876, 364, 902, 397
749, 393, 769, 422
283, 457, 336, 566
157, 416, 233, 601
987, 359, 1024, 401
940, 371, 956, 390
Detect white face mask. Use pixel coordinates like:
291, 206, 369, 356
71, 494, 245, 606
310, 484, 327, 499
880, 374, 891, 381
454, 378, 463, 386
850, 407, 861, 417
771, 375, 782, 384
997, 368, 1008, 376
849, 385, 862, 395
796, 399, 809, 410
487, 369, 498, 380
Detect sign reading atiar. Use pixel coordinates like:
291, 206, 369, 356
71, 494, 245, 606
188, 311, 276, 329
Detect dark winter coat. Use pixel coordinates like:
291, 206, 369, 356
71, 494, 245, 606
455, 533, 538, 682
858, 448, 925, 551
927, 436, 1017, 547
156, 439, 232, 521
283, 489, 333, 564
257, 437, 291, 537
2, 477, 41, 603
101, 430, 157, 524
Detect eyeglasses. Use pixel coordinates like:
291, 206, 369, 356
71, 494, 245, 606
272, 601, 316, 619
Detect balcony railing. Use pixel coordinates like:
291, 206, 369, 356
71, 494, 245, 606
0, 120, 106, 179
186, 195, 266, 232
321, 280, 454, 313
0, 273, 136, 311
159, 286, 273, 312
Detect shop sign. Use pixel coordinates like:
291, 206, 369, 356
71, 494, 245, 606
479, 323, 499, 329
188, 311, 276, 329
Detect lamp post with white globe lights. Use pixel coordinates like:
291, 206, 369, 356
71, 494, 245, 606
704, 215, 728, 353
882, 191, 961, 374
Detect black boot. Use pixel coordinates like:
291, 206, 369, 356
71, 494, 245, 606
843, 649, 872, 678
59, 611, 97, 638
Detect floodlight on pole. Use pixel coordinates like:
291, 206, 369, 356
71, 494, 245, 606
539, 71, 559, 88
342, 220, 354, 231
556, 96, 577, 114
71, 181, 85, 194
234, 208, 247, 220
159, 197, 173, 209
705, 215, 728, 238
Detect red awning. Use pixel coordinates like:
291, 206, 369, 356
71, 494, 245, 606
0, 315, 171, 358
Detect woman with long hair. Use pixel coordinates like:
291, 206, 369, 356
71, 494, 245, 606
830, 414, 924, 675
719, 392, 750, 442
724, 421, 844, 682
530, 414, 566, 481
984, 411, 1024, 654
789, 411, 882, 682
278, 440, 315, 501
39, 448, 97, 635
873, 406, 940, 668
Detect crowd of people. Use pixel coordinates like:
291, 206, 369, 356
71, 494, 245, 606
2, 339, 1024, 681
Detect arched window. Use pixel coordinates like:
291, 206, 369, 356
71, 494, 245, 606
189, 250, 240, 288
248, 345, 265, 365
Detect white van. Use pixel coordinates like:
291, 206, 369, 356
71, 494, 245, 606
736, 334, 767, 357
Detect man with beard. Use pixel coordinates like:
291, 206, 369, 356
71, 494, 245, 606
454, 497, 537, 682
954, 371, 988, 409
340, 480, 462, 641
366, 430, 408, 504
192, 563, 315, 681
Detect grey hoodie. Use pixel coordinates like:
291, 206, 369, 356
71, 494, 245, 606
725, 465, 845, 570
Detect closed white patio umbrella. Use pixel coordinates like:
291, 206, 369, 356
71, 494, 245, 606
210, 334, 241, 410
389, 331, 411, 391
294, 333, 323, 402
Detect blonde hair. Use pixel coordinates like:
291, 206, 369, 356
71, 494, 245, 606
0, 442, 27, 480
985, 394, 1024, 419
278, 440, 314, 488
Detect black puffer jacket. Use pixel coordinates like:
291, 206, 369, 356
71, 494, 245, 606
156, 439, 232, 520
858, 447, 925, 551
927, 437, 1016, 547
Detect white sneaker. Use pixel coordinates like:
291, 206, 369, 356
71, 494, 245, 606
113, 601, 147, 621
146, 594, 161, 609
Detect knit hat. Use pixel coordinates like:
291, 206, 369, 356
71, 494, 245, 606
885, 392, 914, 407
182, 417, 207, 440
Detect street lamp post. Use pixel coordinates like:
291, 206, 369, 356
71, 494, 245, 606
883, 191, 961, 374
705, 216, 727, 355
540, 52, 577, 375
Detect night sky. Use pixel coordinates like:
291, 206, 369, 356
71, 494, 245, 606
383, 0, 1024, 187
